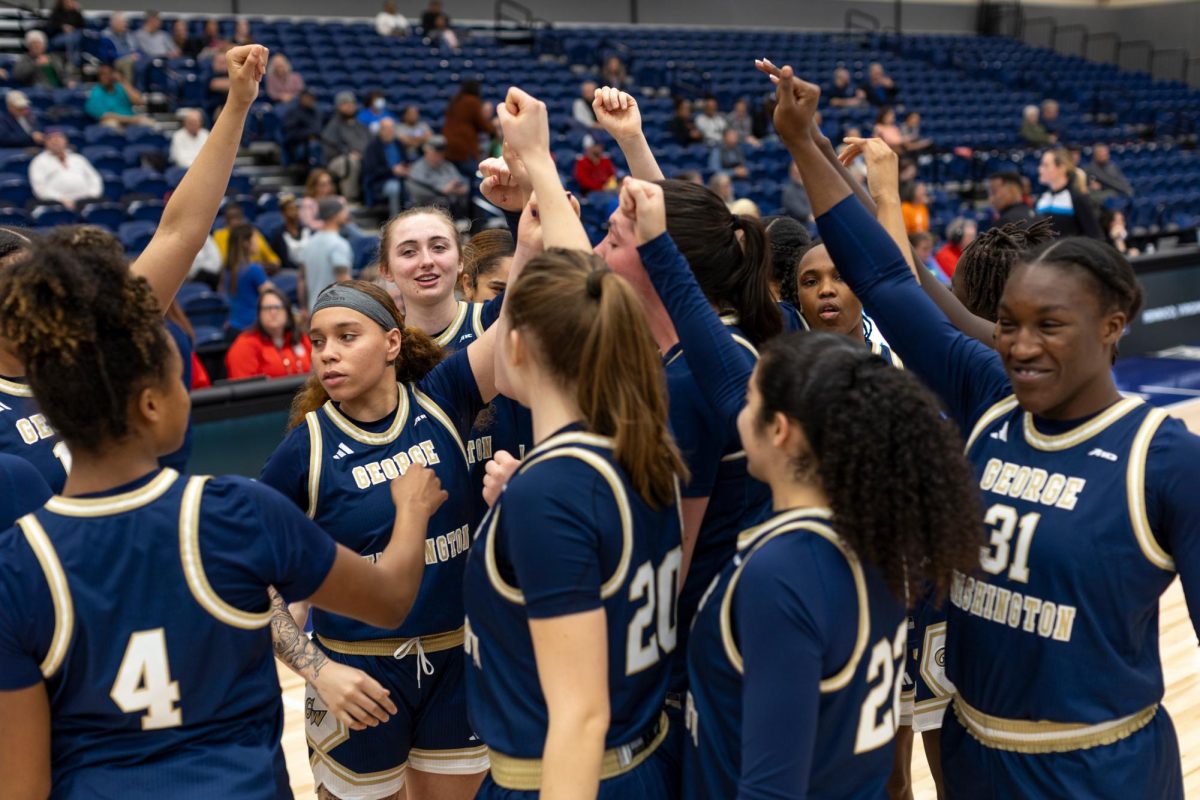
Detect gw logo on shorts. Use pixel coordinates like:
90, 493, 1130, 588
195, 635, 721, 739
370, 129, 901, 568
305, 696, 328, 727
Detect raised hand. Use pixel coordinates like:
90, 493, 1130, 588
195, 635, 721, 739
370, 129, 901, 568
840, 136, 900, 202
479, 157, 524, 212
482, 450, 522, 509
515, 190, 582, 257
226, 44, 268, 109
497, 86, 550, 160
311, 661, 398, 731
592, 86, 644, 143
390, 462, 447, 517
618, 177, 667, 246
765, 64, 820, 149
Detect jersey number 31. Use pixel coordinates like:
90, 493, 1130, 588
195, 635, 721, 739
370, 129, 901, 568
626, 547, 682, 675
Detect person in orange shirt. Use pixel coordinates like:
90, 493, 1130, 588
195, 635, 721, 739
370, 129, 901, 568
225, 288, 313, 380
900, 180, 929, 233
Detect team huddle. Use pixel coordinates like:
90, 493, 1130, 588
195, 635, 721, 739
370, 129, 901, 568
0, 42, 1197, 800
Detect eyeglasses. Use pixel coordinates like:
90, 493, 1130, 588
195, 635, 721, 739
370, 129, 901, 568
261, 304, 286, 312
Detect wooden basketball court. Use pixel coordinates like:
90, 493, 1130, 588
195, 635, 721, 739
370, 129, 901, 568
280, 398, 1200, 798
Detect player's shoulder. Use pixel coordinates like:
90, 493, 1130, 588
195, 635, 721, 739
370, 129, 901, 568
0, 452, 49, 491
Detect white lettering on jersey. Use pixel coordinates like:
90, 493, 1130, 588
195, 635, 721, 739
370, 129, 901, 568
350, 440, 442, 489
16, 413, 55, 445
977, 458, 1087, 511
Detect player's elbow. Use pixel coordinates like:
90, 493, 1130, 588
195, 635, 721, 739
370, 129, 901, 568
549, 698, 610, 744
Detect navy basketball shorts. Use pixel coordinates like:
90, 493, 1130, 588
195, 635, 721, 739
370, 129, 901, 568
901, 592, 953, 731
476, 745, 678, 800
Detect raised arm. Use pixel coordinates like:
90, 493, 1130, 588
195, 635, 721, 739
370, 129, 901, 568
132, 44, 267, 312
593, 87, 664, 181
841, 136, 919, 280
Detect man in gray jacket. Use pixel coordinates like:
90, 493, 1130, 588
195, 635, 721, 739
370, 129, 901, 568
408, 135, 469, 220
322, 91, 371, 201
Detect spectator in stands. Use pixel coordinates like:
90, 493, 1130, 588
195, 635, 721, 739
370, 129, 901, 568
751, 92, 775, 140
231, 18, 252, 47
396, 104, 432, 159
207, 49, 233, 107
0, 91, 43, 149
1020, 104, 1055, 146
729, 197, 760, 218
300, 168, 342, 230
669, 98, 702, 145
283, 90, 322, 165
133, 11, 180, 60
574, 133, 617, 195
873, 107, 905, 153
676, 169, 703, 186
265, 54, 304, 104
601, 55, 628, 89
299, 197, 354, 309
1036, 148, 1103, 239
271, 195, 310, 272
46, 0, 84, 70
101, 13, 141, 85
85, 63, 153, 129
781, 162, 812, 222
901, 181, 930, 234
1040, 98, 1061, 137
909, 231, 937, 274
861, 62, 898, 107
172, 19, 203, 59
708, 172, 735, 206
376, 0, 409, 37
408, 134, 469, 219
357, 90, 395, 134
363, 117, 410, 216
322, 90, 370, 202
14, 30, 65, 88
421, 0, 447, 30
28, 129, 101, 210
1100, 208, 1137, 257
442, 79, 492, 176
987, 170, 1036, 227
221, 223, 275, 332
1086, 142, 1133, 198
573, 81, 600, 129
694, 95, 727, 146
426, 13, 459, 52
214, 203, 281, 269
188, 233, 222, 289
900, 110, 933, 153
225, 288, 312, 380
934, 217, 977, 280
725, 98, 761, 147
198, 19, 228, 60
826, 67, 865, 108
170, 108, 208, 168
708, 127, 749, 178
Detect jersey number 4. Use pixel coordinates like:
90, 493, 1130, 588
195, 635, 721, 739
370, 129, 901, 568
110, 629, 182, 730
626, 547, 682, 676
853, 619, 907, 754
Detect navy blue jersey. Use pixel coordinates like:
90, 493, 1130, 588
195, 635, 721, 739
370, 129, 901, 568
261, 349, 483, 640
818, 194, 1200, 758
432, 299, 486, 351
685, 508, 907, 798
160, 320, 194, 474
0, 451, 51, 529
779, 300, 806, 332
464, 426, 682, 759
0, 375, 68, 493
0, 469, 336, 799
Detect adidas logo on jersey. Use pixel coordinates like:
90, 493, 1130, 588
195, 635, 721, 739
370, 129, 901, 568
0, 400, 10, 413
414, 413, 428, 424
1087, 448, 1119, 462
989, 422, 1009, 442
331, 442, 355, 460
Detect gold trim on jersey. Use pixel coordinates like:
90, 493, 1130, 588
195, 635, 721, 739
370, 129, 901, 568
407, 745, 490, 774
1022, 397, 1142, 452
321, 383, 410, 445
952, 695, 1158, 754
316, 626, 465, 657
719, 450, 746, 462
964, 396, 1020, 454
663, 348, 684, 367
305, 412, 323, 519
309, 749, 407, 789
735, 506, 834, 550
869, 339, 904, 369
469, 301, 486, 340
179, 476, 272, 630
44, 469, 179, 517
16, 515, 74, 678
0, 375, 32, 396
434, 301, 472, 348
1127, 408, 1174, 572
412, 386, 468, 467
487, 711, 669, 791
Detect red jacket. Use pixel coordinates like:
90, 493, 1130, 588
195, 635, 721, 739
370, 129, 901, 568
574, 156, 616, 193
225, 329, 313, 380
935, 242, 964, 278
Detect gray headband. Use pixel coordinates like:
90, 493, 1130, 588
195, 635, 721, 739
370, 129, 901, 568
311, 284, 398, 332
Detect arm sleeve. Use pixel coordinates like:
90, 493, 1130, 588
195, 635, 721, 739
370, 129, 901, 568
0, 534, 55, 690
419, 348, 485, 438
259, 425, 312, 510
816, 195, 1011, 433
637, 233, 755, 439
669, 374, 722, 498
1147, 422, 1200, 642
505, 468, 605, 619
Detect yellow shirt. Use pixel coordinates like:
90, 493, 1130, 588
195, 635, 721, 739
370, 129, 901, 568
213, 226, 281, 267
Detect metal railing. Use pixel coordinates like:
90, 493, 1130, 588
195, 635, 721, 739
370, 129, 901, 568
1016, 14, 1195, 86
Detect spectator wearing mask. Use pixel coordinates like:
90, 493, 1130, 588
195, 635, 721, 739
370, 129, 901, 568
133, 11, 180, 59
694, 95, 727, 146
573, 81, 600, 129
363, 116, 410, 216
900, 181, 930, 234
322, 90, 371, 201
357, 90, 395, 134
669, 98, 703, 145
169, 108, 208, 168
283, 90, 322, 165
1036, 147, 1103, 239
725, 98, 760, 147
0, 91, 44, 149
28, 129, 102, 209
826, 67, 865, 108
1086, 142, 1133, 198
408, 134, 469, 219
987, 170, 1036, 227
225, 288, 313, 380
708, 127, 749, 178
101, 12, 141, 84
85, 63, 153, 129
220, 222, 275, 332
13, 30, 65, 88
1020, 104, 1055, 146
441, 79, 493, 176
213, 203, 281, 269
861, 62, 898, 107
781, 162, 812, 222
573, 133, 617, 195
376, 0, 409, 37
265, 54, 304, 104
270, 195, 311, 272
298, 197, 353, 309
934, 217, 977, 279
396, 104, 432, 159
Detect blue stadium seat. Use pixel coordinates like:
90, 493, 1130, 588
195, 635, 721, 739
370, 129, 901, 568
122, 168, 168, 199
192, 324, 227, 348
0, 177, 31, 208
79, 202, 126, 229
174, 281, 209, 308
127, 199, 166, 223
0, 207, 30, 226
118, 220, 157, 251
31, 204, 78, 227
183, 292, 230, 330
271, 270, 299, 306
352, 236, 380, 270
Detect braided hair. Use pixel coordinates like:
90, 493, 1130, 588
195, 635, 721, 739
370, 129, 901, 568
954, 218, 1055, 321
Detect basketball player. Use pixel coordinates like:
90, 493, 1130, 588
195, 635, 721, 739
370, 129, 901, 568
770, 62, 1200, 799
0, 451, 50, 529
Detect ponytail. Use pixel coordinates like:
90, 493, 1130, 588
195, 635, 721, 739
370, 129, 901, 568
287, 279, 444, 429
506, 249, 688, 507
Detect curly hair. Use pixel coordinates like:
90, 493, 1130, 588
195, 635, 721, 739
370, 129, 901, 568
954, 218, 1055, 321
755, 332, 982, 603
0, 239, 170, 454
763, 215, 813, 304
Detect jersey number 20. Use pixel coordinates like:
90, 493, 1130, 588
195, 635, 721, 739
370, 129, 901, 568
853, 619, 907, 754
626, 547, 682, 675
110, 628, 182, 730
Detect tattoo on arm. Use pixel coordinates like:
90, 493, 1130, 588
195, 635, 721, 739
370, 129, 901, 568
269, 588, 327, 681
